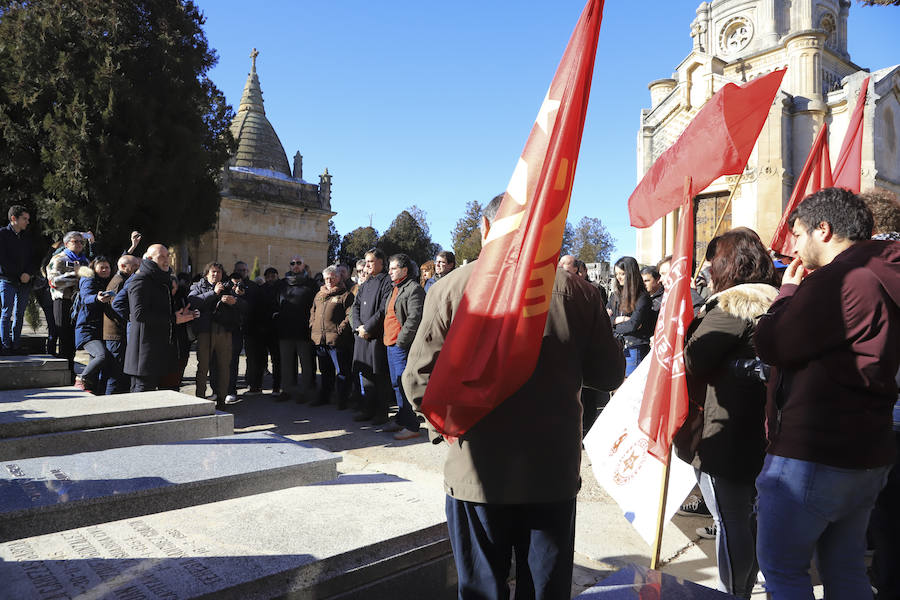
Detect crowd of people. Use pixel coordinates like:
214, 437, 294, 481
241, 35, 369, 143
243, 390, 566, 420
0, 184, 897, 599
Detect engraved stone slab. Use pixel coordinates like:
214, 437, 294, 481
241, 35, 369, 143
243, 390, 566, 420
0, 389, 215, 439
0, 432, 340, 542
0, 355, 69, 390
0, 470, 453, 600
0, 412, 234, 461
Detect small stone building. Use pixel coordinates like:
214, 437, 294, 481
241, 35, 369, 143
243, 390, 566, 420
635, 0, 900, 265
186, 49, 333, 276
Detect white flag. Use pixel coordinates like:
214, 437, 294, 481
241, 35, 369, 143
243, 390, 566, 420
584, 355, 698, 546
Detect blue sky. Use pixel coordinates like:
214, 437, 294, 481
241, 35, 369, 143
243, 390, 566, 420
197, 1, 899, 260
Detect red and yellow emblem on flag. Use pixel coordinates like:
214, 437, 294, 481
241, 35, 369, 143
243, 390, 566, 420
420, 0, 605, 439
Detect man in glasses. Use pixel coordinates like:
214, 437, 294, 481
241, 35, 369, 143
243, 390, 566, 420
274, 256, 318, 402
46, 231, 91, 377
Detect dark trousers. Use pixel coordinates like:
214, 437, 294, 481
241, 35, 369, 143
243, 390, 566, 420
316, 345, 351, 401
445, 496, 577, 600
36, 286, 57, 354
358, 367, 390, 420
870, 430, 900, 599
81, 339, 117, 395
130, 375, 158, 392
105, 340, 128, 394
279, 338, 316, 396
228, 328, 243, 396
52, 298, 75, 372
244, 333, 266, 391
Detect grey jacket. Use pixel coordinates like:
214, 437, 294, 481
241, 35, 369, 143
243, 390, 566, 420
388, 276, 425, 350
402, 263, 625, 504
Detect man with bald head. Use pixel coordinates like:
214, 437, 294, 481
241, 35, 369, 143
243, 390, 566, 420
558, 254, 577, 274
124, 244, 194, 391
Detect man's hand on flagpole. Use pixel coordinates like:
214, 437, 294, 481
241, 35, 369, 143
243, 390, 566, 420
783, 257, 806, 287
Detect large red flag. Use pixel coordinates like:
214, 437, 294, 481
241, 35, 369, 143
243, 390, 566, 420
833, 77, 869, 193
628, 70, 785, 228
638, 179, 695, 461
420, 0, 604, 438
770, 124, 833, 256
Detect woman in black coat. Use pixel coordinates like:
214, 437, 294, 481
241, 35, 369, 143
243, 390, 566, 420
607, 256, 654, 376
683, 228, 778, 598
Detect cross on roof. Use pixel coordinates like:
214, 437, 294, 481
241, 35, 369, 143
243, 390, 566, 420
250, 48, 259, 71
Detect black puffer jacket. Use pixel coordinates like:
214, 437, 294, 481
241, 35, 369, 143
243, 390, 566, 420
684, 282, 778, 482
276, 273, 317, 340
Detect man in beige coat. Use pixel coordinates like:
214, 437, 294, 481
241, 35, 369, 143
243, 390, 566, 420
402, 195, 625, 599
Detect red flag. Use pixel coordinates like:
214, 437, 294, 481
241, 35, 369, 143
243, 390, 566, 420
770, 124, 833, 256
638, 178, 694, 461
628, 70, 785, 228
833, 77, 869, 193
420, 0, 604, 438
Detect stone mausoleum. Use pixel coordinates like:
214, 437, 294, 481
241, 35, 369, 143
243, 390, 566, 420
186, 49, 333, 275
635, 0, 900, 265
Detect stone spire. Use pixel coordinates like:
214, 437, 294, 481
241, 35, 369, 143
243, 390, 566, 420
229, 48, 291, 177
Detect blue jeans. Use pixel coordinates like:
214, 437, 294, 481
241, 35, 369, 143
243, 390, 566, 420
699, 471, 759, 598
81, 339, 117, 395
446, 496, 576, 600
386, 344, 418, 431
623, 343, 649, 377
104, 340, 128, 395
756, 454, 890, 600
0, 279, 30, 350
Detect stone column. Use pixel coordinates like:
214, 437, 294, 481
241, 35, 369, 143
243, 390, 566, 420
791, 0, 813, 31
785, 32, 827, 113
838, 0, 850, 58
758, 0, 779, 47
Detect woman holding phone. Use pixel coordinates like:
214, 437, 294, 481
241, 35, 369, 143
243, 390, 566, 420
75, 256, 117, 394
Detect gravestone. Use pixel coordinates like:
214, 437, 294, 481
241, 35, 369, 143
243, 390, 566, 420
575, 563, 736, 598
0, 388, 234, 460
0, 431, 340, 542
0, 469, 455, 599
0, 355, 69, 389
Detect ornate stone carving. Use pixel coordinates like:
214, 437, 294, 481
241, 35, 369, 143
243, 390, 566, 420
719, 16, 754, 55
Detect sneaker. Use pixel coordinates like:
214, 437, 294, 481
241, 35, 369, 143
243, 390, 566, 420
207, 394, 218, 403
678, 494, 712, 517
381, 422, 403, 433
696, 524, 717, 539
74, 376, 86, 391
393, 428, 421, 441
224, 394, 241, 405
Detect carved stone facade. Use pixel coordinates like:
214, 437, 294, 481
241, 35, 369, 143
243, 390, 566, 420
185, 50, 334, 275
636, 0, 900, 265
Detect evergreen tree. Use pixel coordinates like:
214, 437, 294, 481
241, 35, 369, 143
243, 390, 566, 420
339, 226, 378, 265
380, 209, 435, 267
571, 216, 615, 263
0, 0, 234, 249
250, 257, 260, 280
327, 219, 341, 264
451, 199, 483, 263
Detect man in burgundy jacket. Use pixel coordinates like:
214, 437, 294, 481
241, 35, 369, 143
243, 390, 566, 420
754, 188, 900, 600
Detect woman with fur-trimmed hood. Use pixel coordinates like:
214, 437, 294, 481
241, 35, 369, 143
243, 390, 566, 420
682, 227, 778, 599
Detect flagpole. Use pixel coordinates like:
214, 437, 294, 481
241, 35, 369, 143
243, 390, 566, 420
693, 170, 744, 281
650, 448, 673, 570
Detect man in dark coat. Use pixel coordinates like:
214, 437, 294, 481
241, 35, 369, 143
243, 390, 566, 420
124, 244, 194, 392
275, 255, 318, 402
102, 254, 140, 394
351, 248, 393, 424
0, 205, 35, 353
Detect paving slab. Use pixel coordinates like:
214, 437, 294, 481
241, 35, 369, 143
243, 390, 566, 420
0, 431, 340, 542
575, 563, 736, 598
0, 388, 215, 438
0, 355, 69, 390
0, 411, 234, 460
0, 468, 454, 600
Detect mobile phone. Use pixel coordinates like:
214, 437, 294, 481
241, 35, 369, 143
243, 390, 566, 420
100, 290, 115, 297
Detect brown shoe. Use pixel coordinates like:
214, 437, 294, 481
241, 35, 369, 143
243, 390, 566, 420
393, 428, 421, 441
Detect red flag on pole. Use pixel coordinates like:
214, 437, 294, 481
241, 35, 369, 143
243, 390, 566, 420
420, 0, 605, 439
638, 178, 695, 461
770, 124, 833, 256
833, 77, 869, 193
628, 70, 785, 228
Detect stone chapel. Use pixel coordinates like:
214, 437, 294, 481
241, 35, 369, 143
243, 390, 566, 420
186, 49, 333, 275
635, 0, 900, 265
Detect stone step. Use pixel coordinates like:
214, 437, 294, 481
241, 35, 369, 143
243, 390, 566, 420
575, 564, 733, 598
0, 431, 341, 542
0, 355, 69, 390
0, 388, 216, 440
0, 468, 454, 599
0, 412, 234, 461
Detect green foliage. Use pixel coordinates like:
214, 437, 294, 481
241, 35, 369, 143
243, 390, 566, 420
327, 219, 341, 264
861, 0, 900, 6
25, 294, 41, 333
451, 199, 483, 263
570, 216, 615, 263
250, 257, 260, 280
0, 0, 235, 251
339, 226, 378, 265
380, 208, 437, 267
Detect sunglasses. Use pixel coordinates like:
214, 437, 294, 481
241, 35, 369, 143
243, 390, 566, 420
290, 261, 303, 266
